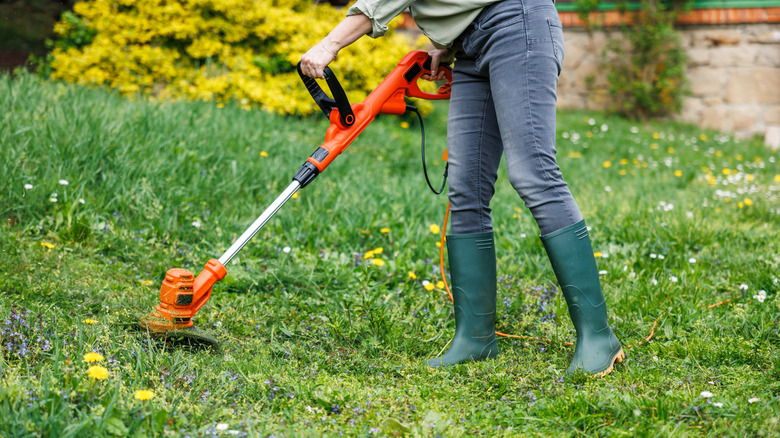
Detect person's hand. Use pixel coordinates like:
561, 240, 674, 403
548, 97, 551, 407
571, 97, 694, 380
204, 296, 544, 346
420, 48, 452, 82
300, 38, 338, 79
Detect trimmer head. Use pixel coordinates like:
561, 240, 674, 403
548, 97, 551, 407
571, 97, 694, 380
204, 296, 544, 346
140, 259, 227, 351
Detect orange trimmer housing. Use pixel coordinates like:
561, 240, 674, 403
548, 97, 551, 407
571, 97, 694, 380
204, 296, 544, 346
143, 50, 451, 334
144, 259, 226, 332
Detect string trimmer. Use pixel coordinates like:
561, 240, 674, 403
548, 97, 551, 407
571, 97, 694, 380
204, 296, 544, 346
140, 50, 452, 350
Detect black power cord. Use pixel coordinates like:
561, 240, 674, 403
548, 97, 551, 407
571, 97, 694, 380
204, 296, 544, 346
406, 105, 448, 195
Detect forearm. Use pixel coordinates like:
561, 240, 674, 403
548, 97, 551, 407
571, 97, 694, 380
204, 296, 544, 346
321, 14, 373, 55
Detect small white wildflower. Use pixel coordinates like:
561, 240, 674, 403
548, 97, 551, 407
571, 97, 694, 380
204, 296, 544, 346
659, 255, 665, 260
588, 118, 596, 126
670, 276, 679, 283
228, 431, 240, 436
748, 397, 759, 404
753, 290, 767, 303
700, 391, 714, 398
604, 186, 612, 192
192, 221, 201, 228
79, 198, 85, 204
688, 258, 697, 264
652, 355, 658, 362
58, 179, 69, 186
520, 233, 527, 238
282, 246, 291, 254
650, 253, 658, 259
50, 197, 57, 203
686, 211, 694, 219
421, 280, 430, 287
562, 132, 570, 139
630, 126, 639, 134
713, 402, 723, 408
651, 279, 658, 286
600, 124, 608, 132
24, 183, 33, 190
739, 284, 748, 291
216, 423, 229, 431
599, 270, 608, 275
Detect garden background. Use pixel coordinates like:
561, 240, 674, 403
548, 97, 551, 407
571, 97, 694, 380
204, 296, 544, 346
2, 0, 780, 436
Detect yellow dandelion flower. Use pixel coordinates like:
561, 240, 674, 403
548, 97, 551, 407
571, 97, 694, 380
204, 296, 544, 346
602, 160, 612, 168
364, 250, 375, 259
650, 143, 659, 150
754, 157, 762, 163
371, 258, 385, 267
83, 319, 98, 324
674, 170, 683, 177
408, 272, 417, 280
435, 241, 442, 247
775, 175, 780, 183
699, 134, 708, 141
373, 247, 383, 255
292, 192, 299, 199
429, 224, 441, 234
260, 151, 269, 157
715, 150, 723, 157
744, 198, 752, 206
141, 280, 153, 286
568, 151, 582, 158
134, 390, 154, 401
667, 147, 675, 154
736, 154, 743, 161
40, 242, 55, 249
83, 352, 105, 363
619, 169, 627, 176
722, 168, 731, 176
738, 202, 744, 208
586, 132, 593, 138
424, 282, 435, 291
652, 132, 660, 139
594, 252, 603, 258
400, 121, 410, 129
436, 281, 445, 289
87, 365, 109, 380
380, 227, 390, 234
620, 158, 628, 165
747, 174, 754, 182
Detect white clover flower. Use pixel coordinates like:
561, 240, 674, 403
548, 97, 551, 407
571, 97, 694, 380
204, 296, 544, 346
192, 221, 201, 228
58, 179, 69, 186
24, 183, 33, 190
700, 391, 713, 398
282, 246, 291, 254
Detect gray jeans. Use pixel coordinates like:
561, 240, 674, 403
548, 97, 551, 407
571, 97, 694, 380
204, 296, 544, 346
447, 0, 583, 236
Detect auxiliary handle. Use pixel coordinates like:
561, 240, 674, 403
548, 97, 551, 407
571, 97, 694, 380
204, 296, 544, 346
296, 63, 355, 127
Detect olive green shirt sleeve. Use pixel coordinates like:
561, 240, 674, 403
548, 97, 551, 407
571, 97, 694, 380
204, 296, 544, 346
346, 0, 416, 39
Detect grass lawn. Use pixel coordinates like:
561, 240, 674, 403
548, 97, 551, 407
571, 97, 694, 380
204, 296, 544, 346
1, 72, 779, 437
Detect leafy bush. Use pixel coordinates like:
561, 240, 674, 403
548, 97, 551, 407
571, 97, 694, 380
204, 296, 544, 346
48, 0, 424, 115
601, 0, 689, 120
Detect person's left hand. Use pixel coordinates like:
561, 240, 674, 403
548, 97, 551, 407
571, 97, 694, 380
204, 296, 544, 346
420, 48, 453, 82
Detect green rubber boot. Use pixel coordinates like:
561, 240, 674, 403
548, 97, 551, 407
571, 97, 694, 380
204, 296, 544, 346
541, 220, 624, 376
426, 232, 499, 367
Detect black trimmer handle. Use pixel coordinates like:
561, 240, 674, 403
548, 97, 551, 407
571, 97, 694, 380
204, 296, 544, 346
296, 63, 355, 127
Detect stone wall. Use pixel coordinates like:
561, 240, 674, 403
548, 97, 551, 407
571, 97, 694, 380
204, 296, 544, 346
557, 23, 780, 140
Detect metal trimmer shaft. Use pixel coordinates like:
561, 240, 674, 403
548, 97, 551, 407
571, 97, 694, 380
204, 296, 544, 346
218, 180, 301, 266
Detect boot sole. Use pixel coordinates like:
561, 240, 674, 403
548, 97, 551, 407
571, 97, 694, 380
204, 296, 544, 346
593, 348, 625, 378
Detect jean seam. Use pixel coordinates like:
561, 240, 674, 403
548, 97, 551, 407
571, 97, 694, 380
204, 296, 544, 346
477, 87, 492, 234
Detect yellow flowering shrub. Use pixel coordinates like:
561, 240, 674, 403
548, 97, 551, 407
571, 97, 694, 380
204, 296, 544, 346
49, 0, 425, 115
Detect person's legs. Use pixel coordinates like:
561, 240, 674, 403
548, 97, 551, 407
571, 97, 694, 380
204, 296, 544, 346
460, 0, 623, 375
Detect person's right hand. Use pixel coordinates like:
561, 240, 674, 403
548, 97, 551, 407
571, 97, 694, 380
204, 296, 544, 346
421, 48, 453, 82
300, 39, 338, 79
